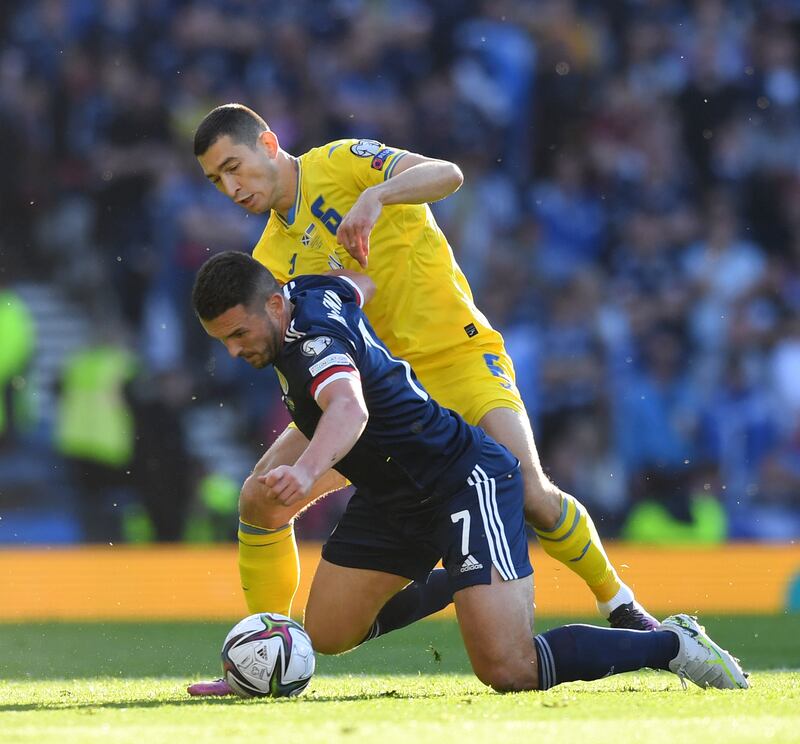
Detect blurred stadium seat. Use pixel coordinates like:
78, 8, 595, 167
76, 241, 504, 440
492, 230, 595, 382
0, 0, 798, 546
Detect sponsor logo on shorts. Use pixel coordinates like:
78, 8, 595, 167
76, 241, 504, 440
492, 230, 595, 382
460, 554, 483, 573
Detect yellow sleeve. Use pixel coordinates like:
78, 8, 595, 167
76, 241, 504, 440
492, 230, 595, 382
326, 139, 408, 192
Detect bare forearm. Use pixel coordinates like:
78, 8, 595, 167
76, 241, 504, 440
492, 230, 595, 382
369, 161, 463, 206
294, 399, 367, 482
251, 425, 347, 495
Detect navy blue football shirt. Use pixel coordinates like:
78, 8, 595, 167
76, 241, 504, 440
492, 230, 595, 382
274, 274, 500, 516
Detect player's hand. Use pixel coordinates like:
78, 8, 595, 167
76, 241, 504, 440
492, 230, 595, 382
336, 190, 383, 269
258, 465, 314, 506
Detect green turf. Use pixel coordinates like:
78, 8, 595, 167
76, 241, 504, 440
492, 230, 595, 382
2, 673, 799, 744
0, 614, 796, 679
1, 616, 798, 743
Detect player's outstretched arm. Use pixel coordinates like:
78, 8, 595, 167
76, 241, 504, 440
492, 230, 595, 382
259, 376, 368, 506
336, 153, 463, 268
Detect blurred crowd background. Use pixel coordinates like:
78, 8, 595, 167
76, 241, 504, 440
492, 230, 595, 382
2, 0, 800, 545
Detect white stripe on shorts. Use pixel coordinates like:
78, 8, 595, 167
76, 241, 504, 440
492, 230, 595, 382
475, 464, 518, 580
468, 467, 517, 581
468, 471, 505, 579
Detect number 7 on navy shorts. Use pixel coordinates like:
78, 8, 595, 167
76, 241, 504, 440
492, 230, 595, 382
441, 460, 533, 593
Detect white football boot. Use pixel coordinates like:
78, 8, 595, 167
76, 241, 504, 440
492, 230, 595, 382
660, 613, 749, 690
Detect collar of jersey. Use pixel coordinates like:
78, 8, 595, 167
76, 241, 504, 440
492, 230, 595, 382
281, 285, 301, 345
282, 283, 299, 317
274, 157, 302, 227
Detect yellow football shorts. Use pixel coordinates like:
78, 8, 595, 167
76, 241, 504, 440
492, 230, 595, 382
413, 340, 524, 426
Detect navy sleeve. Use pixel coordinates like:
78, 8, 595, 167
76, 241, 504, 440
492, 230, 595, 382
281, 275, 369, 401
285, 334, 361, 402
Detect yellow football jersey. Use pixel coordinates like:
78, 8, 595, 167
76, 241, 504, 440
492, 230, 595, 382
252, 139, 503, 374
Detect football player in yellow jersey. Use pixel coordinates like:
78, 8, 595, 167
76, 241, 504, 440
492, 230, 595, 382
189, 102, 658, 694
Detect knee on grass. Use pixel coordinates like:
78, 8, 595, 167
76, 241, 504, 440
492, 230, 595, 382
473, 659, 539, 693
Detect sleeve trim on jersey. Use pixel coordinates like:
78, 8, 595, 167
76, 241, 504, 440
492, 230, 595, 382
384, 151, 408, 181
311, 368, 360, 401
336, 275, 365, 307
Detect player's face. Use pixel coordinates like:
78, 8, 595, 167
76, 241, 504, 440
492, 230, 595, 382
198, 135, 278, 215
201, 301, 283, 368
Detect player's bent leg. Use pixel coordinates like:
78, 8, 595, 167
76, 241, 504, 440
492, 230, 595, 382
440, 440, 536, 691
478, 406, 657, 629
364, 568, 454, 641
477, 406, 561, 528
239, 424, 348, 529
454, 567, 538, 692
532, 615, 749, 690
454, 571, 681, 694
237, 425, 347, 617
237, 519, 300, 617
303, 559, 411, 655
239, 470, 339, 531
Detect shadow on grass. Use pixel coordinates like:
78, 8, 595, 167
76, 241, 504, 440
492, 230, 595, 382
0, 687, 479, 712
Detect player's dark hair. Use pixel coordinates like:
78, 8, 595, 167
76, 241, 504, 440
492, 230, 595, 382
193, 103, 269, 156
192, 251, 281, 320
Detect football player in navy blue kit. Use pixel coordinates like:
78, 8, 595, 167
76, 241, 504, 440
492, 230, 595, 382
192, 252, 748, 693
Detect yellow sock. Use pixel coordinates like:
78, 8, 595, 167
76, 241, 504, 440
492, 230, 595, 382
534, 494, 621, 604
238, 520, 300, 616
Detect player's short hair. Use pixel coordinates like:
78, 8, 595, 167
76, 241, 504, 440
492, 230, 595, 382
192, 251, 281, 320
193, 103, 269, 156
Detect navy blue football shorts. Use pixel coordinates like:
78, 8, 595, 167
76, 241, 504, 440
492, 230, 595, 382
321, 450, 533, 594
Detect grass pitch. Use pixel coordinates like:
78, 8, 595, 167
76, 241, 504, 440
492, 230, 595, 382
1, 615, 798, 744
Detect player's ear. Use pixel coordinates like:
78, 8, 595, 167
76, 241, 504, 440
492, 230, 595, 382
258, 130, 279, 158
265, 291, 284, 317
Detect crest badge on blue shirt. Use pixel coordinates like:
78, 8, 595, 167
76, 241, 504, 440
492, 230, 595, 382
301, 336, 332, 357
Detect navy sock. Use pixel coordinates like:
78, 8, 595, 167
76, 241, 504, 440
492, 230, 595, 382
534, 625, 679, 690
362, 569, 453, 643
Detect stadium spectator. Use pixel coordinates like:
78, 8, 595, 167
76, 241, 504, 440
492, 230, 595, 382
0, 286, 36, 449
128, 369, 195, 541
54, 330, 138, 542
0, 0, 797, 544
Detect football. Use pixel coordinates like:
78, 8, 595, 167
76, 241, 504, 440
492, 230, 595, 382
221, 612, 316, 698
